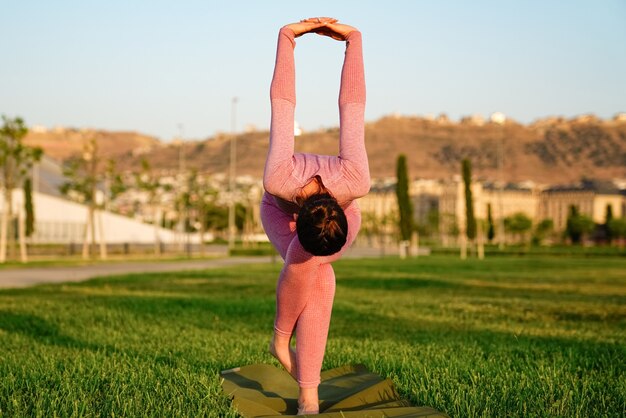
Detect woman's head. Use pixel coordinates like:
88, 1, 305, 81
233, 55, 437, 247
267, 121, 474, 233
296, 192, 348, 256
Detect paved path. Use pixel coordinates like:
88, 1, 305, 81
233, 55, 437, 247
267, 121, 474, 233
0, 247, 391, 290
0, 257, 274, 289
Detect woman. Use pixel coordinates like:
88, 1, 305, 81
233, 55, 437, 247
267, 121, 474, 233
261, 17, 370, 415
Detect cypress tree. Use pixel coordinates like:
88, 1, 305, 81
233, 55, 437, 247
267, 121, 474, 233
605, 204, 614, 243
487, 203, 495, 242
566, 205, 581, 244
462, 159, 476, 240
566, 205, 594, 244
395, 154, 413, 241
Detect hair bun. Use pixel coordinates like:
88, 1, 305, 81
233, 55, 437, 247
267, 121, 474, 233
296, 193, 348, 256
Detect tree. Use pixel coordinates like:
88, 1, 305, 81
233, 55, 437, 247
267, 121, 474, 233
60, 136, 105, 259
486, 203, 495, 242
360, 212, 379, 247
105, 159, 127, 204
533, 218, 554, 246
135, 159, 162, 255
565, 205, 594, 245
23, 177, 35, 237
607, 217, 626, 246
604, 204, 614, 244
395, 154, 413, 241
0, 116, 42, 263
504, 212, 533, 244
417, 207, 439, 238
461, 159, 476, 240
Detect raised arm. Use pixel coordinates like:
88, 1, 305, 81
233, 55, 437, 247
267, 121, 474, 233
263, 20, 333, 198
317, 23, 370, 199
263, 27, 296, 197
338, 29, 369, 198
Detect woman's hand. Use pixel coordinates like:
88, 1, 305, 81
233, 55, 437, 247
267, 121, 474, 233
313, 22, 358, 41
283, 17, 337, 37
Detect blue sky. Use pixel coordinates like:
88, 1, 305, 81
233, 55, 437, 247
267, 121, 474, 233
1, 0, 625, 141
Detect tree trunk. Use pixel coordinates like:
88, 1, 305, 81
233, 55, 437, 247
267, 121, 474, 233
460, 230, 467, 260
154, 205, 162, 256
97, 209, 107, 260
1, 189, 15, 262
0, 190, 8, 263
411, 231, 419, 258
200, 208, 206, 256
82, 206, 92, 259
90, 204, 97, 258
18, 207, 27, 263
477, 221, 485, 260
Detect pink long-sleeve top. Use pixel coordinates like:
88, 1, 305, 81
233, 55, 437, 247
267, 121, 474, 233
263, 27, 370, 211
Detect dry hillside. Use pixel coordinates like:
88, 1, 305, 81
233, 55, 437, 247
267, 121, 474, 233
25, 115, 626, 183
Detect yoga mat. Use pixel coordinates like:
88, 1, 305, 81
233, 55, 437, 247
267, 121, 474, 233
221, 364, 449, 417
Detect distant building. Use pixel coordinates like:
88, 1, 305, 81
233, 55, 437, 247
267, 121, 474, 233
460, 114, 485, 126
435, 113, 451, 125
358, 179, 397, 221
573, 114, 601, 123
613, 113, 626, 123
30, 125, 48, 133
364, 177, 626, 241
439, 179, 540, 235
410, 179, 442, 226
357, 179, 398, 243
539, 180, 624, 230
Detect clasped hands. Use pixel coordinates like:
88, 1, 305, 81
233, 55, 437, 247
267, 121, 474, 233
284, 17, 357, 40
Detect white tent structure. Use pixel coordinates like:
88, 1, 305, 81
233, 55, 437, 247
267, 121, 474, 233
1, 189, 200, 245
0, 156, 206, 246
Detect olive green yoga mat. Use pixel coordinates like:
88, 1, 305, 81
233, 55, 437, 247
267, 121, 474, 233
220, 364, 448, 417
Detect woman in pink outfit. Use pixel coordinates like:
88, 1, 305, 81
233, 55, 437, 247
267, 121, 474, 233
261, 17, 370, 415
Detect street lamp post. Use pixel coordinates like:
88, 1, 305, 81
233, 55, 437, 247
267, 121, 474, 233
228, 97, 238, 250
176, 124, 187, 254
491, 112, 506, 250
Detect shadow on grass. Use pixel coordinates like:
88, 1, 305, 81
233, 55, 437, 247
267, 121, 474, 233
329, 303, 626, 371
0, 308, 205, 371
337, 275, 626, 304
77, 293, 275, 333
0, 310, 97, 349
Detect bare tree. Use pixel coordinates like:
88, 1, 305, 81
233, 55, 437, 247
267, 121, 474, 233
60, 136, 105, 259
135, 159, 163, 256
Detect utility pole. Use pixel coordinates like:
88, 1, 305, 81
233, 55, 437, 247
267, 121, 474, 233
228, 97, 238, 251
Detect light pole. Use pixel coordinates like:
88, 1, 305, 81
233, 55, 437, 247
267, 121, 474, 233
176, 124, 187, 254
491, 112, 506, 250
228, 97, 238, 250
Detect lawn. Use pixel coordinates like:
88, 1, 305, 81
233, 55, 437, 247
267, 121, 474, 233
0, 255, 624, 417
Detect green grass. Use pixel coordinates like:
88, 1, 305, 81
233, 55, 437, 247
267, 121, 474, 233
0, 255, 625, 417
430, 244, 626, 258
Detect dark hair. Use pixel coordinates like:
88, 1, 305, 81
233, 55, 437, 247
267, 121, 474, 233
296, 192, 348, 256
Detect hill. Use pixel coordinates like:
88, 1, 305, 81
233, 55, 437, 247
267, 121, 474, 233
24, 114, 626, 183
24, 126, 161, 162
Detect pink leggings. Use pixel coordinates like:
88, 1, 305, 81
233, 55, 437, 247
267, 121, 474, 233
260, 193, 361, 388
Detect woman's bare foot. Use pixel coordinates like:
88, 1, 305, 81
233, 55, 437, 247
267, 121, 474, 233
269, 334, 298, 380
297, 405, 320, 415
298, 387, 320, 415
